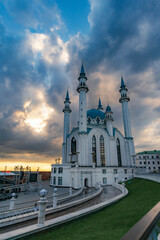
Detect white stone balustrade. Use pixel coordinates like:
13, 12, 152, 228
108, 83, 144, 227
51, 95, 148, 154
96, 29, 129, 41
53, 188, 57, 208
37, 189, 48, 227
9, 193, 16, 211
69, 185, 72, 196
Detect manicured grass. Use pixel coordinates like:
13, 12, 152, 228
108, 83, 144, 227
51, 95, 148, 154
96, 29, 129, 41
24, 178, 160, 240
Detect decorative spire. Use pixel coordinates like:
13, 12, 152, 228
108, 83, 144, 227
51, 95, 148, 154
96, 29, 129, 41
80, 62, 85, 76
63, 89, 71, 113
106, 105, 112, 112
119, 74, 130, 103
121, 73, 125, 88
97, 98, 103, 110
119, 74, 132, 139
120, 73, 126, 89
77, 62, 89, 93
65, 89, 69, 101
106, 105, 114, 122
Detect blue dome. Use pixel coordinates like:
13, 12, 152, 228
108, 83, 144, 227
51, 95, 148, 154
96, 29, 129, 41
106, 105, 111, 112
87, 109, 105, 119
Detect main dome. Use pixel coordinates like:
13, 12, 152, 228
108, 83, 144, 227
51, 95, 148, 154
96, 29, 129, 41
87, 109, 105, 119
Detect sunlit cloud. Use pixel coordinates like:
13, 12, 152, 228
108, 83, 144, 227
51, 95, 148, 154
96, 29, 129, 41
1, 0, 160, 171
26, 31, 69, 65
23, 100, 31, 109
13, 89, 54, 133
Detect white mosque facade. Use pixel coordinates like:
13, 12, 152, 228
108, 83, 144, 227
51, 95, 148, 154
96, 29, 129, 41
51, 64, 135, 189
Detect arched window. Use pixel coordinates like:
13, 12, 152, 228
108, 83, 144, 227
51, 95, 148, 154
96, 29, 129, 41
96, 117, 100, 124
100, 135, 105, 166
92, 135, 97, 164
88, 117, 91, 124
71, 137, 76, 155
116, 138, 122, 166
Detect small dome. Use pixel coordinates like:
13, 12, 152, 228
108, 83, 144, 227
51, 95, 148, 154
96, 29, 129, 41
106, 105, 112, 112
87, 109, 105, 119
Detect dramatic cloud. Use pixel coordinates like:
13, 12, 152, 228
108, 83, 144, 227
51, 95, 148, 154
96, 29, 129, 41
0, 0, 160, 170
77, 0, 160, 152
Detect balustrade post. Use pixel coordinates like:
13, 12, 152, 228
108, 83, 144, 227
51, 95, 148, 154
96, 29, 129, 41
53, 188, 57, 208
122, 182, 126, 194
9, 193, 16, 210
69, 185, 72, 196
80, 179, 83, 189
37, 189, 47, 227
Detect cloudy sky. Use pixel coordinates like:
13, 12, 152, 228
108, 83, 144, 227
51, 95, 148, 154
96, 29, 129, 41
0, 0, 160, 171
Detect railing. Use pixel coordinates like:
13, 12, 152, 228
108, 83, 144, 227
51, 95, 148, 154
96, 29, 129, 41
0, 188, 82, 220
0, 188, 77, 213
0, 187, 101, 225
121, 202, 160, 240
112, 182, 127, 194
148, 218, 160, 240
46, 188, 98, 209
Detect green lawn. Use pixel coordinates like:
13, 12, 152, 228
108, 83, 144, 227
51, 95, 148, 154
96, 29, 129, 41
24, 178, 160, 240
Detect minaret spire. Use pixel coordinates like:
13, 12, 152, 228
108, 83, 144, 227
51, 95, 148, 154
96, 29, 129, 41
97, 98, 103, 110
105, 105, 114, 136
77, 62, 89, 133
121, 73, 125, 88
77, 62, 89, 166
65, 89, 69, 101
119, 75, 132, 138
62, 89, 71, 164
80, 62, 85, 75
119, 74, 135, 167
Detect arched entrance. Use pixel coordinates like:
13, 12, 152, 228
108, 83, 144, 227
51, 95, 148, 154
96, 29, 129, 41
84, 178, 88, 188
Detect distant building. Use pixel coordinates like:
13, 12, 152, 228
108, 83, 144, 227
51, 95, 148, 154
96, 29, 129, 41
39, 171, 51, 181
0, 171, 17, 183
51, 64, 135, 189
136, 150, 160, 173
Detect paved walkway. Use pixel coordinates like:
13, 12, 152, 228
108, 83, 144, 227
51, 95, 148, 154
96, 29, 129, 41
0, 181, 71, 210
0, 185, 127, 240
135, 173, 160, 183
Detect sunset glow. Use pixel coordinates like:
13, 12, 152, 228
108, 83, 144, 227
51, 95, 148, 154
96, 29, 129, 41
24, 103, 53, 133
0, 0, 160, 171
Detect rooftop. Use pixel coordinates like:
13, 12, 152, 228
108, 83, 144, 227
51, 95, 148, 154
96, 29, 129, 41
87, 109, 105, 120
137, 150, 160, 155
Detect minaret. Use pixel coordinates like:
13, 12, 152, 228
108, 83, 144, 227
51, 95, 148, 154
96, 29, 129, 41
119, 75, 132, 139
97, 98, 103, 110
105, 105, 114, 136
62, 90, 71, 164
77, 63, 89, 132
77, 63, 89, 166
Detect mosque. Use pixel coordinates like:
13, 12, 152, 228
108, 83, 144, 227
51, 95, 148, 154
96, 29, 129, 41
50, 64, 135, 189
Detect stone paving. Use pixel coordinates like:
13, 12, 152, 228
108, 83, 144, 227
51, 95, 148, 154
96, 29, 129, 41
135, 173, 160, 183
0, 185, 127, 240
0, 185, 122, 234
0, 181, 70, 210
